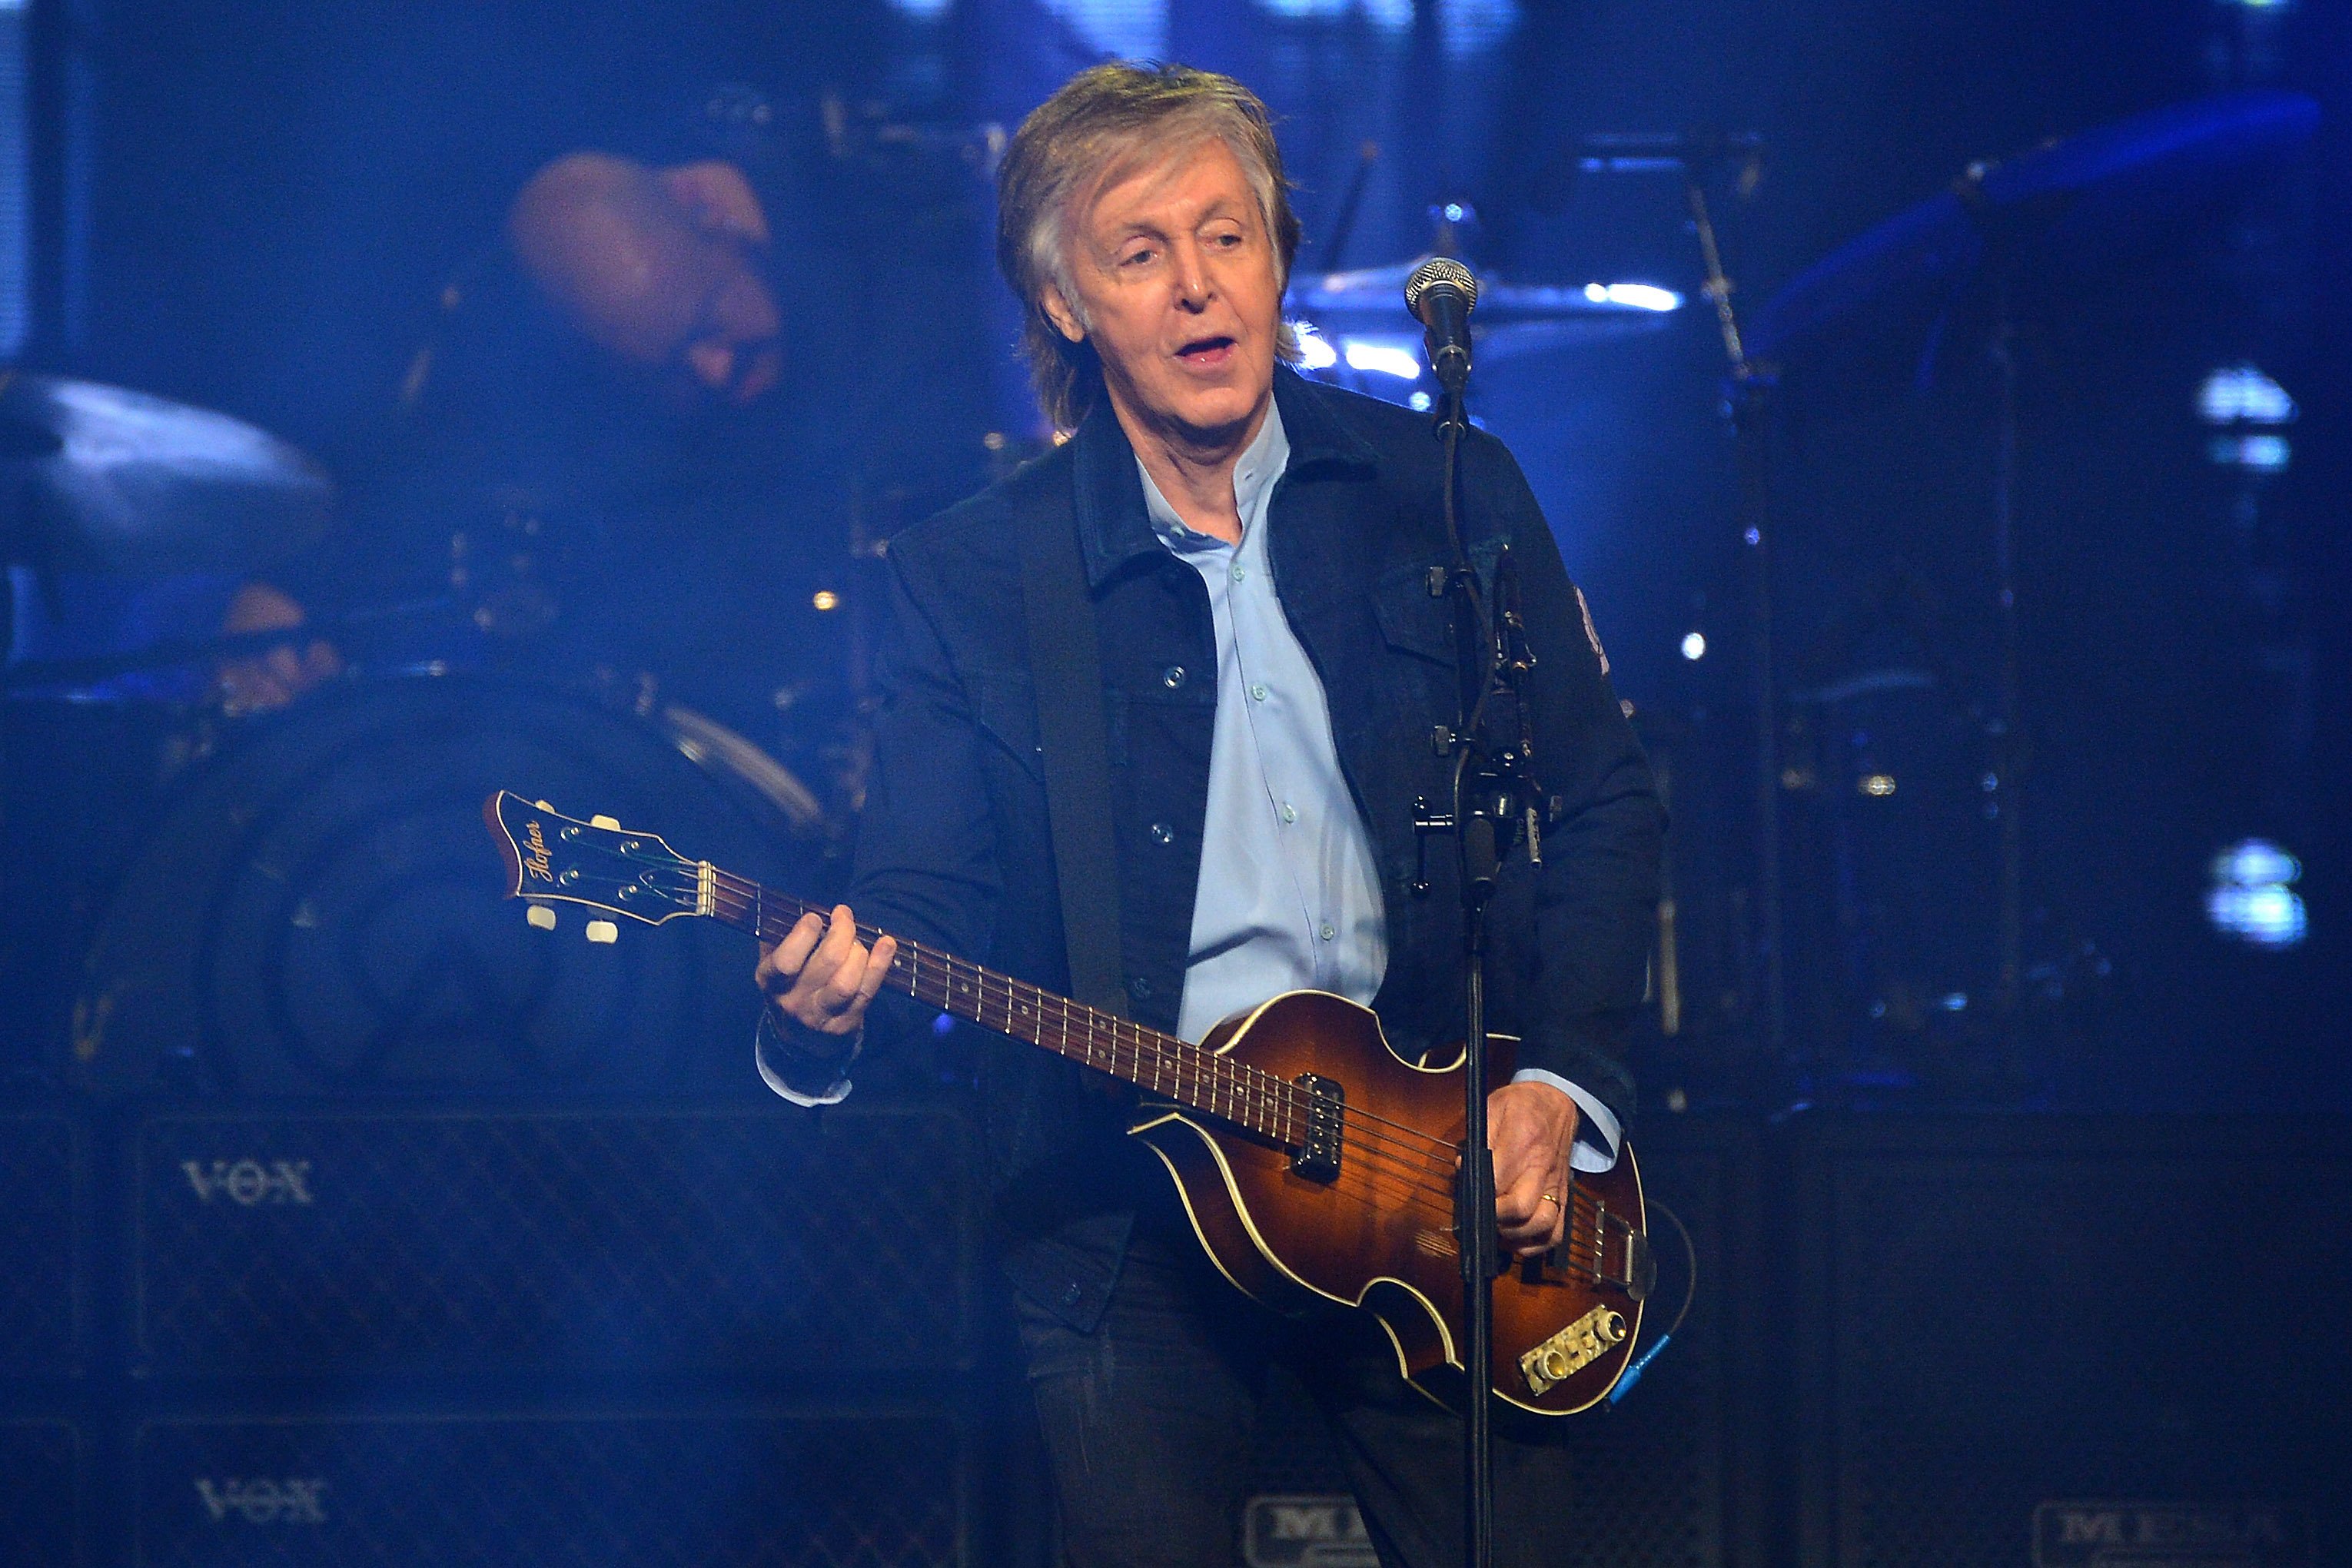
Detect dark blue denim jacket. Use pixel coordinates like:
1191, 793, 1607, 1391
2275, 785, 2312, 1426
769, 368, 1663, 1328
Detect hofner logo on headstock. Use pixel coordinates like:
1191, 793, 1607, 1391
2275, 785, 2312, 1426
522, 818, 554, 882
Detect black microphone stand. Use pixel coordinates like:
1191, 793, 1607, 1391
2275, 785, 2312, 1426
1407, 308, 1545, 1568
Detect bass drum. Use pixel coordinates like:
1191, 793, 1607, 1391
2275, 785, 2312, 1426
70, 673, 836, 1098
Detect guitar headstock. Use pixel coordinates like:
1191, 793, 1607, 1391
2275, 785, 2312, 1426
483, 791, 713, 938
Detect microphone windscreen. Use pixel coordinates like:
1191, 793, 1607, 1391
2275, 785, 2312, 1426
1403, 257, 1480, 321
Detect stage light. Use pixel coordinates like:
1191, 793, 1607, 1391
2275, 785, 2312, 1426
1859, 773, 1896, 797
1293, 326, 1338, 370
1342, 340, 1423, 380
1598, 283, 1682, 312
1407, 391, 1432, 412
812, 590, 840, 612
1259, 0, 1411, 25
2198, 364, 2296, 426
1680, 631, 1706, 660
2209, 434, 2291, 471
2207, 836, 2308, 949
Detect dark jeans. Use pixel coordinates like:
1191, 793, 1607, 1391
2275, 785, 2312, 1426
1014, 1221, 1592, 1568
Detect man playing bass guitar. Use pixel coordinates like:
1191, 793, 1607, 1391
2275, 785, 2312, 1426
755, 63, 1663, 1568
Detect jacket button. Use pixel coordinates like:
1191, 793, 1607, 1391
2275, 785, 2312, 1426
1149, 822, 1174, 845
1161, 665, 1187, 689
1128, 976, 1153, 999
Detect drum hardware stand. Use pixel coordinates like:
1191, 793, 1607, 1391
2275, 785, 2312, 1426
1679, 153, 1787, 1058
1987, 284, 2025, 1053
1404, 284, 1544, 1568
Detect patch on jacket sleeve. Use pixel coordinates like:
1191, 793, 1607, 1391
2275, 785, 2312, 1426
1573, 585, 1610, 676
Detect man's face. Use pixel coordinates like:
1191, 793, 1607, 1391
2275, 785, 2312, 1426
1043, 137, 1283, 441
510, 156, 783, 410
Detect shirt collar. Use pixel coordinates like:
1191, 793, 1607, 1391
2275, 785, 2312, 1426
1068, 367, 1378, 588
1138, 399, 1289, 551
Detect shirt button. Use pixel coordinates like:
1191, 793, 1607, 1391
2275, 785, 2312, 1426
1279, 802, 1297, 824
1128, 975, 1153, 1000
1149, 822, 1174, 845
1161, 665, 1187, 690
1319, 922, 1337, 942
1230, 563, 1246, 583
1249, 683, 1268, 702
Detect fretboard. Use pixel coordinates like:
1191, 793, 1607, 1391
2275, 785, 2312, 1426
703, 868, 1309, 1146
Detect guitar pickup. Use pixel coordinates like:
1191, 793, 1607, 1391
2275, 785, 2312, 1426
1291, 1074, 1344, 1183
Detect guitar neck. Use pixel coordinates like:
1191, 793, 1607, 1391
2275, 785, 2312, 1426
703, 867, 1304, 1144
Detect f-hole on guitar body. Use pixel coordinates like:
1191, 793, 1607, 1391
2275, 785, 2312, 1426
483, 790, 1650, 1415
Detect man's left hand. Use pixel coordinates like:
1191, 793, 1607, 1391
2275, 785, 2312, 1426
1489, 1080, 1580, 1260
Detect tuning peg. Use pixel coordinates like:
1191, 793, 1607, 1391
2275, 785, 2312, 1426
526, 903, 557, 932
590, 815, 621, 829
585, 920, 618, 944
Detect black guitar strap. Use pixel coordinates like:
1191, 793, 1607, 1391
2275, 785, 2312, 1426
1018, 507, 1129, 1020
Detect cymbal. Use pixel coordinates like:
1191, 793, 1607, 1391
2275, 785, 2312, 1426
0, 373, 334, 575
1748, 91, 2318, 384
1288, 257, 1681, 363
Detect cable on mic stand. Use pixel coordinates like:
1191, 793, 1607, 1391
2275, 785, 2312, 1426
1402, 254, 1546, 1568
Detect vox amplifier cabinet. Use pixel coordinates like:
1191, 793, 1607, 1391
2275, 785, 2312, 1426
132, 1405, 968, 1567
1241, 1117, 1763, 1567
0, 1415, 84, 1567
1796, 1116, 2352, 1568
131, 1101, 978, 1378
0, 1109, 85, 1380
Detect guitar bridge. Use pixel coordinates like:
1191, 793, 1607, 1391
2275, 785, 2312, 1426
1291, 1074, 1344, 1183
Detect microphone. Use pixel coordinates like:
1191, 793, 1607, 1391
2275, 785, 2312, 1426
1403, 257, 1478, 395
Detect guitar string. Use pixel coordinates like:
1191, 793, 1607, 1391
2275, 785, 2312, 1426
707, 874, 1603, 1208
708, 878, 1593, 1201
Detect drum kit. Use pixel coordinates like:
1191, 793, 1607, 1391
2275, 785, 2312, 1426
0, 87, 2317, 1104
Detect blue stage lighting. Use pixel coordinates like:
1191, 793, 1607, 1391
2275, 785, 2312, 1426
1341, 339, 1424, 380
1583, 282, 1683, 313
1679, 632, 1706, 661
2198, 364, 2296, 426
1293, 324, 1338, 370
2207, 837, 2308, 949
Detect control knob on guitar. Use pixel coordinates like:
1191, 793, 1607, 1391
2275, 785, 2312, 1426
483, 790, 1652, 1414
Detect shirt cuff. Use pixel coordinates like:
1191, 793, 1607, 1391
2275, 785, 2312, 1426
754, 1008, 857, 1108
1508, 1068, 1622, 1173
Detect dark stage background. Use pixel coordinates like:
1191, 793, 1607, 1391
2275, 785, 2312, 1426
2, 0, 2347, 1564
30, 0, 2347, 1111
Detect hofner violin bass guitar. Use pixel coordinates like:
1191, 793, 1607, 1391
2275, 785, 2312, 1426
483, 790, 1651, 1415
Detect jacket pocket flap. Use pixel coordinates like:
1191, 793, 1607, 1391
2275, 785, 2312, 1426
1372, 565, 1458, 664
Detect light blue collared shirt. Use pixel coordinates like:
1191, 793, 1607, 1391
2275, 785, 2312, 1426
1139, 403, 1619, 1173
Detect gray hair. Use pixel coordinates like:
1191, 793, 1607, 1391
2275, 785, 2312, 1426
995, 62, 1302, 430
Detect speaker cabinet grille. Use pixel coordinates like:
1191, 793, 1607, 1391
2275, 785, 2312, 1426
0, 1417, 81, 1567
134, 1407, 965, 1567
0, 1111, 81, 1378
133, 1102, 977, 1376
1536, 1126, 1747, 1567
1803, 1119, 2352, 1566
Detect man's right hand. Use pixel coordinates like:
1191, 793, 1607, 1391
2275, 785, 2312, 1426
754, 904, 897, 1041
